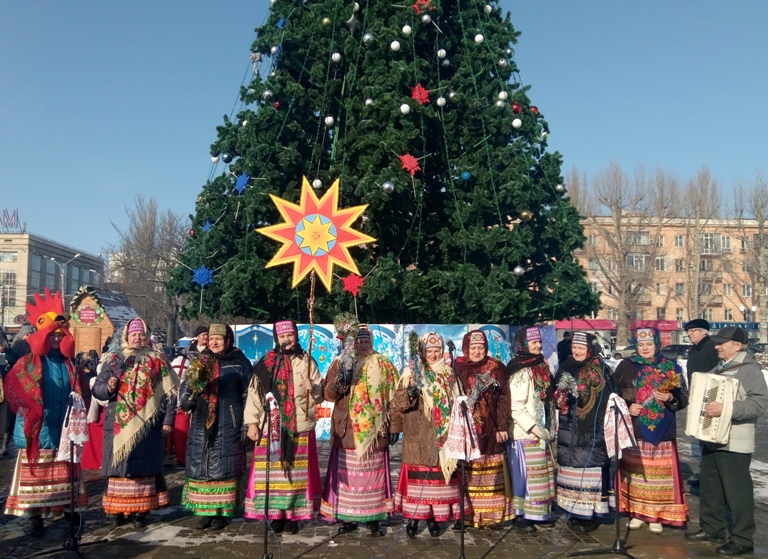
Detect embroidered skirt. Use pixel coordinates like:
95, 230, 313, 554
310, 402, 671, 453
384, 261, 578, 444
5, 449, 88, 518
464, 453, 514, 527
394, 463, 468, 521
320, 447, 393, 523
244, 430, 321, 520
102, 474, 169, 515
508, 439, 556, 521
619, 439, 688, 527
556, 464, 612, 519
182, 477, 242, 517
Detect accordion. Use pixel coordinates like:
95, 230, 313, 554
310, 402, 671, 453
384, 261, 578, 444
685, 372, 740, 444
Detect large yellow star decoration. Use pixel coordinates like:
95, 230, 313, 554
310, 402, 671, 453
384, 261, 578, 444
256, 176, 376, 291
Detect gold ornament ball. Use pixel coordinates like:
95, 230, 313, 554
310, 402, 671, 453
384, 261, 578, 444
520, 210, 533, 222
322, 17, 331, 26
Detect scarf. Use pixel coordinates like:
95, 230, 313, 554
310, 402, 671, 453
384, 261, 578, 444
349, 352, 399, 458
106, 346, 178, 466
5, 352, 85, 462
507, 328, 550, 402
253, 344, 306, 470
626, 352, 681, 445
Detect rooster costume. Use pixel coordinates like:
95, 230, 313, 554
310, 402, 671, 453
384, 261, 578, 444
4, 288, 90, 537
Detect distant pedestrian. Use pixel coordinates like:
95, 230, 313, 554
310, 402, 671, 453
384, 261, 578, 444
557, 332, 572, 363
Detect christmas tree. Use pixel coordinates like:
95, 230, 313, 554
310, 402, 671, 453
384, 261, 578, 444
170, 0, 599, 324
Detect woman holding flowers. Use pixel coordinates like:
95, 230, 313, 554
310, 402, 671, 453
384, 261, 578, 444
180, 324, 252, 530
93, 317, 178, 529
612, 327, 688, 534
551, 331, 612, 533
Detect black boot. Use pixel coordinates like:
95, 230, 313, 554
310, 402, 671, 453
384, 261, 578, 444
211, 515, 230, 530
195, 516, 213, 530
427, 519, 440, 537
452, 519, 466, 530
367, 521, 385, 537
338, 521, 358, 534
270, 518, 286, 534
285, 519, 299, 534
405, 519, 419, 537
29, 516, 45, 538
110, 513, 126, 528
513, 517, 536, 533
133, 513, 148, 529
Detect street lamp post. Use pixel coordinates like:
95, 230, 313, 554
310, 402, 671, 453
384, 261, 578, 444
50, 254, 81, 297
739, 304, 758, 323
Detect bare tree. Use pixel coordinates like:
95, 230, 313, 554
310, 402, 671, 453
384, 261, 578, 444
109, 196, 189, 343
679, 167, 724, 319
734, 173, 768, 342
575, 162, 678, 346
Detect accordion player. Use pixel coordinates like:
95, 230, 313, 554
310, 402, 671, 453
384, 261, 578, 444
685, 372, 740, 445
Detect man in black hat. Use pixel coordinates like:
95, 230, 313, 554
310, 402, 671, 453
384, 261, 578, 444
685, 326, 768, 556
684, 318, 719, 387
556, 331, 572, 363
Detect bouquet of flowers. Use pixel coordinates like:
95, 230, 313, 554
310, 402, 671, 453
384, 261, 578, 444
554, 372, 578, 414
639, 372, 680, 407
186, 355, 216, 395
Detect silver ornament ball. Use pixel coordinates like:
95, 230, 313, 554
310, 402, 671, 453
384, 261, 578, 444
312, 179, 323, 189
271, 45, 278, 54
498, 91, 508, 101
448, 91, 457, 99
421, 14, 432, 24
498, 58, 508, 67
331, 52, 342, 62
436, 96, 446, 107
382, 181, 395, 193
365, 98, 373, 106
441, 59, 450, 67
390, 40, 401, 51
437, 48, 447, 59
475, 34, 484, 44
324, 115, 335, 126
495, 100, 505, 108
506, 48, 513, 56
512, 118, 522, 129
262, 89, 273, 100
363, 32, 374, 45
400, 103, 411, 115
555, 183, 565, 192
513, 265, 525, 277
484, 4, 492, 14
211, 155, 219, 163
354, 2, 360, 12
402, 24, 412, 36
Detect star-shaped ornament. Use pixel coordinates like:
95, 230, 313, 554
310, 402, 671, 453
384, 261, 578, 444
192, 266, 214, 288
398, 153, 422, 176
341, 274, 365, 297
234, 173, 251, 194
411, 0, 434, 14
201, 220, 213, 233
257, 177, 375, 291
410, 84, 430, 105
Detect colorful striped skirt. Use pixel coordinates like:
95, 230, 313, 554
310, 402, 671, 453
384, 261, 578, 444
182, 477, 242, 517
507, 438, 556, 521
320, 447, 393, 523
556, 464, 612, 519
4, 449, 88, 518
244, 430, 321, 520
394, 463, 468, 522
464, 453, 514, 527
618, 439, 688, 527
102, 474, 169, 515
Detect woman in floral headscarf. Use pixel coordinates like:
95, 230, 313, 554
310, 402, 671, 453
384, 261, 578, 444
612, 327, 688, 534
392, 332, 468, 538
93, 317, 178, 529
180, 323, 252, 530
320, 324, 400, 537
551, 331, 613, 533
243, 319, 323, 535
505, 326, 556, 532
454, 329, 512, 528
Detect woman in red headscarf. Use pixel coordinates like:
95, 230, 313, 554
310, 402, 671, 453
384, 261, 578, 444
453, 329, 512, 528
243, 319, 323, 534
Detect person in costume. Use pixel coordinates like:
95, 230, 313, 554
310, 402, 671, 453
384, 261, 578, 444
321, 323, 400, 537
92, 317, 177, 529
180, 323, 252, 530
505, 326, 556, 532
454, 329, 512, 528
393, 331, 467, 538
551, 331, 613, 533
168, 324, 209, 467
612, 326, 688, 534
243, 319, 324, 534
4, 289, 90, 538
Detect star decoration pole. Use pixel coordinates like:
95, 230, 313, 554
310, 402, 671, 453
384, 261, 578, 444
256, 176, 375, 291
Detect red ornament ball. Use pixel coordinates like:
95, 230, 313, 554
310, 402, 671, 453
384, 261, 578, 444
511, 103, 522, 114
188, 229, 196, 238
273, 101, 281, 109
530, 105, 539, 115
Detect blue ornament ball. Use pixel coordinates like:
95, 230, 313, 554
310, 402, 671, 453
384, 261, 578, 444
461, 171, 472, 181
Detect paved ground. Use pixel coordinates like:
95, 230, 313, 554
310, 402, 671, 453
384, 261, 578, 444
2, 410, 768, 559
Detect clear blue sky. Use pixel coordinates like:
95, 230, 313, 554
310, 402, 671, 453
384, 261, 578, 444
2, 1, 766, 256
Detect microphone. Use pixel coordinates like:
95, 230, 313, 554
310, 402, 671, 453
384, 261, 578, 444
447, 340, 456, 352
276, 341, 289, 354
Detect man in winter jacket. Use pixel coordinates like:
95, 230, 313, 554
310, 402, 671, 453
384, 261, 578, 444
685, 326, 768, 556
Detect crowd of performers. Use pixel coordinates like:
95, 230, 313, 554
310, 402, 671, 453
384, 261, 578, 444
3, 296, 698, 541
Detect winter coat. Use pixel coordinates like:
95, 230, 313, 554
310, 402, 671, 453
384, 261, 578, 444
179, 348, 252, 481
392, 387, 440, 467
686, 335, 719, 386
92, 352, 176, 478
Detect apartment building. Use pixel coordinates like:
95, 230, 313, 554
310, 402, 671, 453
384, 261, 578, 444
576, 216, 767, 344
0, 233, 104, 331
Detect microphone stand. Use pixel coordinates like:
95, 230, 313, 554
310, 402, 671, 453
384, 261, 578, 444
261, 344, 288, 559
568, 398, 636, 559
448, 341, 474, 559
31, 394, 106, 559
